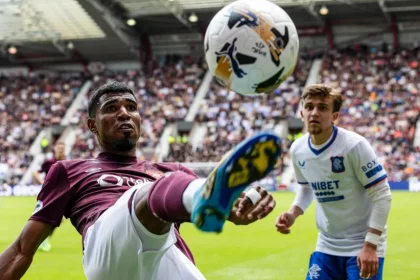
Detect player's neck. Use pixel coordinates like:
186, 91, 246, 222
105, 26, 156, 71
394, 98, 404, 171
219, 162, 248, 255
101, 147, 136, 158
310, 126, 334, 145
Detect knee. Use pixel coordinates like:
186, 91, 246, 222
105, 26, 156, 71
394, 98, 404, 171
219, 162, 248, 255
133, 182, 171, 235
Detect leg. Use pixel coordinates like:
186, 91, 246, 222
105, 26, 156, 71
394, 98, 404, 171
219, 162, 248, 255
191, 132, 282, 232
136, 170, 198, 235
346, 257, 385, 280
306, 252, 344, 280
83, 185, 190, 280
142, 132, 282, 234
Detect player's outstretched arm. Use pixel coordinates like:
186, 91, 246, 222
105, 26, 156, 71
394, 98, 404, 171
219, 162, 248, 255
0, 220, 53, 280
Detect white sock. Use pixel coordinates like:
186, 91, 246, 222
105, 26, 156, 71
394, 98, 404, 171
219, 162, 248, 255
182, 178, 206, 213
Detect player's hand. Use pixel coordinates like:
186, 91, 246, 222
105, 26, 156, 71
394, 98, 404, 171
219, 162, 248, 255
357, 243, 379, 279
228, 186, 276, 225
275, 211, 296, 234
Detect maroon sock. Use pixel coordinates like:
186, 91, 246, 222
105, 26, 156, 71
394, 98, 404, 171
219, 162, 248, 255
148, 171, 197, 223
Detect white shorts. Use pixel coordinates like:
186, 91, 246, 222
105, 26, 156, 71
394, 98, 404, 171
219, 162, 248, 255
83, 183, 206, 280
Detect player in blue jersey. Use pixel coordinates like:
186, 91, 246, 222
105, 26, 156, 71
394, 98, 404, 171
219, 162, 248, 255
276, 84, 392, 280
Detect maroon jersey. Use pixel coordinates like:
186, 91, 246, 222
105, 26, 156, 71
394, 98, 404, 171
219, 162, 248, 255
40, 157, 58, 175
30, 152, 198, 262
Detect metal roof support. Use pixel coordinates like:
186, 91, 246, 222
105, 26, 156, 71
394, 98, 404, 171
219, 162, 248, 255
21, 1, 69, 57
304, 1, 325, 27
383, 5, 420, 12
86, 0, 140, 58
378, 0, 391, 22
156, 0, 193, 31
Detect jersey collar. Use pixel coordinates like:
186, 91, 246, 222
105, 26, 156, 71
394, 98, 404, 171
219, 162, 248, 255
308, 126, 338, 156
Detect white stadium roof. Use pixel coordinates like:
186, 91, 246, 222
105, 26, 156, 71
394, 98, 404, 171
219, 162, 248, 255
0, 0, 105, 42
0, 0, 418, 65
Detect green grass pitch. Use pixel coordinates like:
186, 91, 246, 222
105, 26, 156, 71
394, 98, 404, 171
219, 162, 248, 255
1, 192, 419, 279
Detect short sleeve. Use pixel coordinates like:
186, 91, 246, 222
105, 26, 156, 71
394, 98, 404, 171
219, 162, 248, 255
40, 161, 48, 174
178, 163, 200, 179
350, 139, 388, 189
30, 162, 72, 226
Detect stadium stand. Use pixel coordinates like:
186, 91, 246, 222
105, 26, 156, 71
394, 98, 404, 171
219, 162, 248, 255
320, 46, 420, 181
164, 57, 312, 163
68, 57, 206, 160
0, 72, 84, 185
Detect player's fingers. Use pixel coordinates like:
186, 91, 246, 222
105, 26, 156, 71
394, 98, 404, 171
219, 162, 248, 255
235, 193, 254, 216
245, 201, 265, 220
276, 224, 290, 234
280, 213, 293, 227
257, 198, 276, 219
359, 260, 367, 279
236, 192, 245, 203
233, 192, 246, 208
276, 214, 288, 227
363, 261, 372, 279
366, 258, 377, 278
237, 186, 267, 216
370, 259, 378, 278
247, 192, 271, 219
275, 215, 282, 226
374, 259, 379, 276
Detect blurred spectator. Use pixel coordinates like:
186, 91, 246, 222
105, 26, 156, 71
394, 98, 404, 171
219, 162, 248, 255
320, 47, 420, 181
0, 72, 84, 185
165, 57, 312, 162
69, 57, 205, 159
33, 141, 66, 185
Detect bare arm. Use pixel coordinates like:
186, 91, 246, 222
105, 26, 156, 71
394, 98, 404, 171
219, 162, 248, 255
0, 220, 53, 280
32, 171, 44, 185
287, 204, 304, 218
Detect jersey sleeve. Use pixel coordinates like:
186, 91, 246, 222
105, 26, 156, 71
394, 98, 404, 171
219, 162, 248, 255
293, 160, 308, 185
290, 145, 308, 185
30, 161, 72, 227
177, 163, 200, 179
350, 139, 388, 189
40, 161, 48, 174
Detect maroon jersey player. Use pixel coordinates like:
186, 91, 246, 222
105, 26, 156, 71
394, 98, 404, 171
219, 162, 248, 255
0, 82, 277, 280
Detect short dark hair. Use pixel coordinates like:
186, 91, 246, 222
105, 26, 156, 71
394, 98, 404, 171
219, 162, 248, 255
301, 84, 343, 113
88, 81, 136, 118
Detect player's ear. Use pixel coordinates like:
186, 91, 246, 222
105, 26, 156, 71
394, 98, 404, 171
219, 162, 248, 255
300, 110, 303, 119
87, 118, 97, 134
332, 112, 339, 122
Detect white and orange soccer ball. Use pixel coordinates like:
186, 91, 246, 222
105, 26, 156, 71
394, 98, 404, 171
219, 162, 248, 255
204, 0, 299, 96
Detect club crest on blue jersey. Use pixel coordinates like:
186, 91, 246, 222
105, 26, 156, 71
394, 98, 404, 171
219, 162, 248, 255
330, 156, 345, 173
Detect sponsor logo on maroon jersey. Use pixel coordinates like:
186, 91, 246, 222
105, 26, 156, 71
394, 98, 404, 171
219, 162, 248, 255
145, 169, 164, 179
97, 174, 151, 187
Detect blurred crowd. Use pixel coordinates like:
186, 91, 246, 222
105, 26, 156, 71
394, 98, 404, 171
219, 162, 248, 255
320, 46, 420, 181
1, 48, 419, 187
69, 58, 206, 160
0, 72, 84, 185
164, 57, 312, 163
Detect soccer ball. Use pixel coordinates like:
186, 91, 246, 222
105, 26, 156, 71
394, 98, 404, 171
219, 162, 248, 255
204, 0, 299, 96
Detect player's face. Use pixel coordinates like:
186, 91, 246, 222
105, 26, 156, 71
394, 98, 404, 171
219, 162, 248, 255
92, 92, 141, 152
54, 144, 65, 160
301, 96, 338, 135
